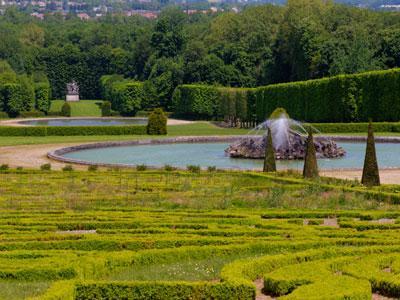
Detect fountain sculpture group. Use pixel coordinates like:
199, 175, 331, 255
226, 109, 346, 160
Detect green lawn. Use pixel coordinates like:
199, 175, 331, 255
50, 100, 104, 117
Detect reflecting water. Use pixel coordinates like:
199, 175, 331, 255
61, 142, 400, 170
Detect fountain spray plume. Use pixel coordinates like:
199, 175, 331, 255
226, 108, 346, 160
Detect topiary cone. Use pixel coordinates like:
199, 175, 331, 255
303, 130, 319, 179
263, 127, 276, 172
361, 122, 380, 187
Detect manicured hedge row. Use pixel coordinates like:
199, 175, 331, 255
171, 85, 256, 125
263, 259, 371, 299
0, 76, 51, 117
172, 68, 400, 123
75, 281, 255, 300
0, 125, 147, 136
100, 75, 144, 116
309, 122, 400, 133
0, 267, 76, 281
34, 81, 51, 113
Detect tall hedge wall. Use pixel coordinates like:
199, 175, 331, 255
0, 75, 51, 116
1, 82, 35, 116
100, 75, 144, 116
34, 82, 51, 113
172, 68, 400, 123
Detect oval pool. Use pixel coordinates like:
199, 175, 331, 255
19, 118, 147, 126
59, 142, 400, 170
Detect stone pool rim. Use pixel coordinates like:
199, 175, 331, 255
47, 135, 400, 171
1, 117, 148, 127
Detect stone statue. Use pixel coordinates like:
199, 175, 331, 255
66, 81, 80, 101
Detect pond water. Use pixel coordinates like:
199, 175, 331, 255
61, 142, 400, 170
19, 118, 147, 126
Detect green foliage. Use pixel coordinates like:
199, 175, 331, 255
147, 108, 167, 135
174, 69, 400, 122
269, 107, 289, 119
61, 102, 71, 117
187, 165, 201, 173
0, 125, 147, 136
207, 166, 217, 172
75, 281, 254, 300
263, 259, 371, 299
172, 85, 220, 119
101, 101, 112, 117
263, 128, 276, 172
100, 77, 144, 116
361, 122, 380, 187
34, 82, 51, 113
88, 165, 98, 172
164, 165, 177, 171
1, 77, 35, 117
136, 164, 147, 171
303, 131, 319, 179
0, 164, 9, 171
40, 163, 51, 171
1, 169, 400, 298
19, 111, 45, 118
62, 165, 73, 172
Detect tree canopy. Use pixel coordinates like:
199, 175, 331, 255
1, 0, 400, 109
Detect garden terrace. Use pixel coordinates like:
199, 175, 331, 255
0, 169, 399, 299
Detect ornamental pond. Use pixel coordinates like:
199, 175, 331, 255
58, 141, 400, 170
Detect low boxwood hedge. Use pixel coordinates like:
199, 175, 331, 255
0, 125, 147, 136
75, 281, 255, 300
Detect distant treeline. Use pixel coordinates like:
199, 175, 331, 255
2, 0, 400, 111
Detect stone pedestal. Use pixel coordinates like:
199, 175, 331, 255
66, 94, 80, 102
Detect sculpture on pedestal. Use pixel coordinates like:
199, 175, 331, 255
66, 81, 79, 102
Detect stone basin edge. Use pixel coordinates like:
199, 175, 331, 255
47, 135, 400, 169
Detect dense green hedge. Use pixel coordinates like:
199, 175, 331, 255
1, 82, 35, 116
34, 82, 51, 113
75, 281, 255, 300
172, 69, 400, 123
147, 108, 167, 135
309, 122, 400, 133
0, 125, 147, 136
0, 75, 51, 117
100, 75, 144, 116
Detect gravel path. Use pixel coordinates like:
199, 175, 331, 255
321, 169, 400, 185
0, 143, 88, 170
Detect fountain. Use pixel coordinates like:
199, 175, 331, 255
225, 108, 346, 160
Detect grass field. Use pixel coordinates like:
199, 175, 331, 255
0, 169, 399, 299
49, 100, 104, 117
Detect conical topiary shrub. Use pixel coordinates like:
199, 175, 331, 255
61, 102, 71, 117
303, 130, 319, 179
147, 108, 167, 135
263, 127, 276, 172
361, 122, 380, 187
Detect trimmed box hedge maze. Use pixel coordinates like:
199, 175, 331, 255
0, 169, 399, 299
